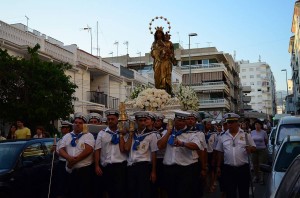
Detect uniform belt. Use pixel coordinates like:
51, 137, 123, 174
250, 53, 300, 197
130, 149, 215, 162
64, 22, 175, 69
105, 161, 126, 167
131, 161, 149, 166
224, 163, 248, 168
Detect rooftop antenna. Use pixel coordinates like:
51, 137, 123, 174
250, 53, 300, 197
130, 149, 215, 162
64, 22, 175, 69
195, 43, 200, 48
259, 55, 261, 62
206, 42, 212, 47
25, 15, 29, 31
233, 50, 236, 61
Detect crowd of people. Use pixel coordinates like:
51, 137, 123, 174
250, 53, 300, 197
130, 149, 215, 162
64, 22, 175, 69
0, 110, 271, 198
44, 110, 271, 198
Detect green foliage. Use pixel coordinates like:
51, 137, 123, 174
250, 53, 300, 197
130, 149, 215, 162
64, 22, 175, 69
129, 84, 149, 99
0, 44, 77, 128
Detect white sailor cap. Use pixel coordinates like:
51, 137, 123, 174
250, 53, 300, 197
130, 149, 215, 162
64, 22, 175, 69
74, 112, 88, 123
60, 120, 72, 128
88, 113, 102, 121
187, 110, 199, 118
146, 112, 157, 120
223, 113, 240, 121
133, 111, 149, 119
155, 113, 165, 121
105, 109, 120, 117
174, 111, 189, 120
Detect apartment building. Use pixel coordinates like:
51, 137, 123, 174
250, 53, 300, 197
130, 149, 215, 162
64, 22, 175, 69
288, 0, 300, 114
238, 60, 276, 117
0, 20, 153, 115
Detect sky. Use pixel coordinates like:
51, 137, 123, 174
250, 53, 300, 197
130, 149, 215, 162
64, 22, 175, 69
1, 0, 295, 92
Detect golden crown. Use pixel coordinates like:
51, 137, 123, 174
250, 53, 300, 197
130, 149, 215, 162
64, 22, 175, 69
155, 26, 164, 31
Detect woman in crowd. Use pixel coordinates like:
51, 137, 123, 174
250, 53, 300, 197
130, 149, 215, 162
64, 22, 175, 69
6, 124, 17, 139
250, 120, 268, 184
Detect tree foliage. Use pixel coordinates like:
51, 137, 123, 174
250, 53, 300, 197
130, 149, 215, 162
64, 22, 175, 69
0, 44, 77, 126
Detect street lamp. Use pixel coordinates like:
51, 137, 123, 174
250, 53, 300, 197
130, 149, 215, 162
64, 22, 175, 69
114, 41, 119, 62
137, 52, 141, 72
281, 69, 288, 113
189, 33, 197, 86
83, 26, 92, 55
279, 91, 283, 113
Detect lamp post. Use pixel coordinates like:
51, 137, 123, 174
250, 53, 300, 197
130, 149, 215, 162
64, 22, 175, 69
279, 91, 283, 114
83, 26, 92, 54
137, 52, 141, 72
281, 69, 288, 113
123, 41, 128, 66
189, 33, 197, 86
114, 41, 119, 62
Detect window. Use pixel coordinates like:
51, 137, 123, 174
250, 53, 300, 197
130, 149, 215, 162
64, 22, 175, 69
257, 74, 261, 78
242, 76, 246, 79
202, 59, 209, 65
23, 143, 45, 162
242, 69, 246, 72
257, 81, 261, 85
258, 89, 261, 92
250, 82, 254, 85
243, 82, 247, 86
258, 95, 262, 98
249, 68, 254, 71
250, 75, 254, 78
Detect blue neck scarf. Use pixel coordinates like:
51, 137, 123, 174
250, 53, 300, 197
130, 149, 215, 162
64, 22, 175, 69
70, 132, 84, 147
132, 128, 150, 151
105, 130, 119, 145
205, 132, 212, 144
168, 128, 183, 146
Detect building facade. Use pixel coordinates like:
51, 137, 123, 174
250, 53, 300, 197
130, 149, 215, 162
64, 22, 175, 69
288, 0, 300, 114
238, 60, 276, 117
0, 20, 153, 115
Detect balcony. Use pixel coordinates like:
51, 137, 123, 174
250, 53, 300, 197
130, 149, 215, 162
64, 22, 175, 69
181, 63, 228, 76
243, 105, 252, 110
242, 96, 251, 103
199, 98, 230, 109
242, 86, 251, 93
87, 91, 119, 109
191, 81, 229, 94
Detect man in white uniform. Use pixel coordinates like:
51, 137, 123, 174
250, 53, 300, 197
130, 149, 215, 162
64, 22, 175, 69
59, 112, 95, 198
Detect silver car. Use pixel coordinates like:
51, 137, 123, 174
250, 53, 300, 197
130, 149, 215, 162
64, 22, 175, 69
262, 136, 300, 197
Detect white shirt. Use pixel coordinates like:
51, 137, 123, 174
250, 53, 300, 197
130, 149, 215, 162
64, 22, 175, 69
205, 132, 217, 153
127, 130, 158, 166
156, 128, 167, 159
56, 138, 66, 161
95, 127, 127, 167
60, 131, 95, 169
163, 130, 201, 166
215, 129, 256, 167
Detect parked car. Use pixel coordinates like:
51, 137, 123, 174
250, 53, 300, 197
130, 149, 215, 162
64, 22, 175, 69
271, 154, 300, 198
267, 127, 276, 165
0, 138, 57, 198
261, 135, 300, 197
272, 116, 300, 161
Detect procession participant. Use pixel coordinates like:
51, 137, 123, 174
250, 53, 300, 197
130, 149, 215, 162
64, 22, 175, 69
59, 112, 95, 198
122, 111, 158, 198
212, 119, 227, 198
94, 109, 127, 198
53, 120, 72, 198
88, 112, 102, 125
216, 113, 256, 198
145, 111, 157, 131
186, 111, 207, 197
203, 120, 218, 193
157, 111, 202, 198
153, 113, 167, 198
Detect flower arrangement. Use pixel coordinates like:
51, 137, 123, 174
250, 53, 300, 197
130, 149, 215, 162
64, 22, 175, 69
132, 88, 171, 110
129, 85, 148, 99
173, 84, 199, 111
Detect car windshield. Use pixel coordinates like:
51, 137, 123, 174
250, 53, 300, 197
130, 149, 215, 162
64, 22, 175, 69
278, 124, 300, 143
0, 143, 23, 169
275, 141, 300, 172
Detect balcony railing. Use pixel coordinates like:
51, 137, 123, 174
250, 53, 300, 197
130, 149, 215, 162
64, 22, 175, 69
199, 98, 230, 109
191, 81, 229, 94
87, 91, 108, 107
109, 96, 119, 109
181, 63, 225, 70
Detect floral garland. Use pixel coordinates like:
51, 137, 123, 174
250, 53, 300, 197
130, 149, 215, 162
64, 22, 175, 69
173, 84, 199, 111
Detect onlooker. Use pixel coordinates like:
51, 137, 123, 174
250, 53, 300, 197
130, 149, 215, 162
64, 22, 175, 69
6, 124, 17, 139
241, 122, 251, 133
15, 119, 31, 139
250, 120, 268, 184
0, 130, 6, 141
33, 126, 46, 138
